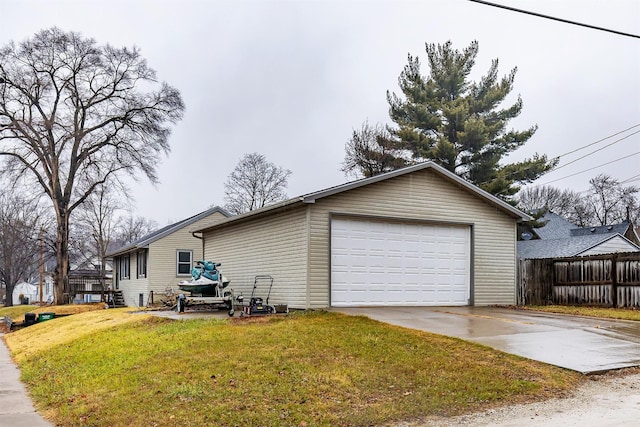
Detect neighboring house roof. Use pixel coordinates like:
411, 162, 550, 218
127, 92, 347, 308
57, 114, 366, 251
517, 233, 640, 259
194, 161, 531, 234
533, 211, 577, 240
106, 206, 231, 257
569, 221, 631, 237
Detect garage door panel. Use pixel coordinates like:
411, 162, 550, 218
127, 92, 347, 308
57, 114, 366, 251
331, 218, 470, 307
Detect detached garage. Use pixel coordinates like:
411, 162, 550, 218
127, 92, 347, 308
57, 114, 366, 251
195, 162, 529, 309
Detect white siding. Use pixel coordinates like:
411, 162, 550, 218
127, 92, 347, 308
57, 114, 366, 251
116, 252, 149, 307
203, 207, 308, 308
580, 236, 640, 256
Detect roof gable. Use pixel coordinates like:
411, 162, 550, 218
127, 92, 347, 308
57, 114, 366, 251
107, 206, 231, 257
302, 162, 528, 219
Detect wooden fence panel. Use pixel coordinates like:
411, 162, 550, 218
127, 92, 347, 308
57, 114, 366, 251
517, 258, 554, 305
517, 252, 640, 307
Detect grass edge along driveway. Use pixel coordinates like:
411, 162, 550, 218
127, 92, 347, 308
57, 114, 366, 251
3, 309, 579, 427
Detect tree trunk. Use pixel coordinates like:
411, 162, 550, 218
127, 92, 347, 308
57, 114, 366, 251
53, 209, 70, 305
4, 282, 14, 307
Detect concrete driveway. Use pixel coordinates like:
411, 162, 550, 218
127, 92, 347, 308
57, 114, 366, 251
334, 306, 640, 374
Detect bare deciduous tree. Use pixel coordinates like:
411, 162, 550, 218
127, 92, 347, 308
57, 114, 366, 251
516, 185, 588, 224
115, 214, 158, 245
586, 174, 638, 226
70, 183, 122, 288
0, 192, 48, 306
0, 28, 184, 303
224, 153, 291, 215
341, 121, 410, 179
517, 174, 639, 227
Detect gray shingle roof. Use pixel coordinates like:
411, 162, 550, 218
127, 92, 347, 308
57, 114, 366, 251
534, 211, 577, 240
517, 233, 636, 259
106, 206, 230, 257
570, 222, 630, 237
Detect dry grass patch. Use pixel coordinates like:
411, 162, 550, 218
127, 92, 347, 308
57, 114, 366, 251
0, 303, 105, 323
7, 310, 580, 427
4, 308, 150, 363
0, 305, 38, 322
521, 306, 640, 321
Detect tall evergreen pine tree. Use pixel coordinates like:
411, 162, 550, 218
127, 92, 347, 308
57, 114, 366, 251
344, 40, 556, 199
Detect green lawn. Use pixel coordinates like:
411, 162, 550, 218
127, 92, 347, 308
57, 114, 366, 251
2, 309, 579, 427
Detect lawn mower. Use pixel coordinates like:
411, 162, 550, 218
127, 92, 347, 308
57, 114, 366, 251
236, 275, 276, 316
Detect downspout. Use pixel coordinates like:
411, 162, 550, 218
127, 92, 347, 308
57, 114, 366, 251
192, 232, 204, 261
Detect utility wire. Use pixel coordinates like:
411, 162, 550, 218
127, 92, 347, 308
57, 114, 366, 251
554, 123, 640, 159
477, 124, 640, 187
533, 150, 640, 187
468, 0, 640, 39
621, 173, 640, 184
550, 129, 640, 172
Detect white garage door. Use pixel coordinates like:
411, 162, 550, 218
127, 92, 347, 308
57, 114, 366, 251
331, 218, 470, 307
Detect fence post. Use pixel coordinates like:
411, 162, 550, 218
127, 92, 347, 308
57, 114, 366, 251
611, 254, 618, 308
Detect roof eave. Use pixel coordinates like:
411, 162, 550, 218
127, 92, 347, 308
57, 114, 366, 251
193, 197, 305, 234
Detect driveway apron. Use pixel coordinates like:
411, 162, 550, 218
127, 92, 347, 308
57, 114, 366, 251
334, 306, 640, 374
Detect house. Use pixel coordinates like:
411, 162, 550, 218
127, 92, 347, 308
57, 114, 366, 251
193, 162, 530, 309
569, 221, 640, 246
64, 256, 114, 303
518, 233, 640, 259
106, 206, 231, 307
517, 211, 640, 259
12, 278, 54, 305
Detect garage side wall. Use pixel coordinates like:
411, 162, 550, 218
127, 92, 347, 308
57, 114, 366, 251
308, 168, 517, 307
203, 206, 309, 308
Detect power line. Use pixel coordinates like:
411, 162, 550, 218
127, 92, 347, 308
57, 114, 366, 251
550, 129, 640, 172
468, 0, 640, 39
621, 173, 640, 185
553, 124, 640, 159
532, 150, 640, 187
478, 124, 640, 187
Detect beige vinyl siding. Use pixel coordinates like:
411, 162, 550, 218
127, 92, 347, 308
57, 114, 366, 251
203, 206, 308, 308
308, 168, 517, 307
145, 212, 228, 301
580, 236, 640, 256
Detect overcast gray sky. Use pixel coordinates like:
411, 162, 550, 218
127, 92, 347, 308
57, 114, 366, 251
2, 0, 639, 225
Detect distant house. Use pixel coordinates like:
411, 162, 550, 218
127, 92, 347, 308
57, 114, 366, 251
12, 279, 54, 305
569, 221, 640, 246
106, 207, 231, 307
518, 211, 640, 259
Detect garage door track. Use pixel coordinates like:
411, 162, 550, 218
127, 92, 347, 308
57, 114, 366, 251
334, 306, 640, 374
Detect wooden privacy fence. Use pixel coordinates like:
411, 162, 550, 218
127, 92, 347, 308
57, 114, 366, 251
517, 252, 640, 307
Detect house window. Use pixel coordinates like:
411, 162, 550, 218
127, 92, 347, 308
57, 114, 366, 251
176, 250, 193, 276
137, 250, 148, 278
119, 254, 130, 280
